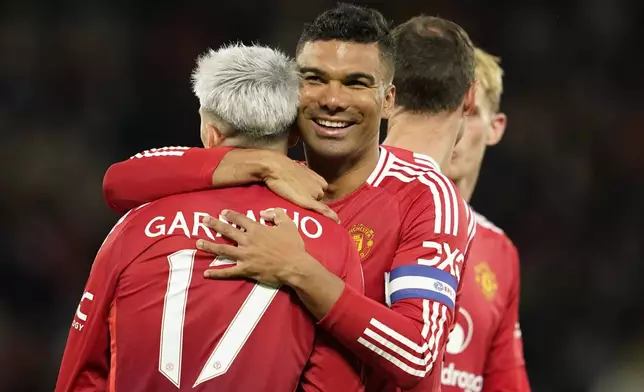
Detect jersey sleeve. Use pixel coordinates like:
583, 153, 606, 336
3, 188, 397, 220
54, 236, 123, 392
102, 146, 231, 214
317, 186, 474, 389
482, 243, 531, 392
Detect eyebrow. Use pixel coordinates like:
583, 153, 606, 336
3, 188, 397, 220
299, 67, 376, 85
346, 72, 376, 85
299, 66, 325, 76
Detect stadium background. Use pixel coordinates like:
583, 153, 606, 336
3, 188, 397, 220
1, 0, 643, 391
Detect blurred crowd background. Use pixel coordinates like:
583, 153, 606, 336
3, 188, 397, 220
2, 0, 643, 391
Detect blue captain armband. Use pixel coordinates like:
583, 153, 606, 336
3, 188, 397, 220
386, 264, 457, 310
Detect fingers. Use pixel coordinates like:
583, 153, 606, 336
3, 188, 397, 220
310, 172, 328, 192
196, 239, 243, 259
203, 214, 247, 244
292, 197, 340, 223
261, 208, 291, 226
294, 163, 327, 197
217, 210, 259, 232
203, 265, 247, 280
309, 203, 340, 223
296, 161, 328, 190
262, 204, 339, 225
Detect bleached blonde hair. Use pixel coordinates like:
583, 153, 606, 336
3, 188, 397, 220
474, 47, 504, 112
191, 43, 300, 141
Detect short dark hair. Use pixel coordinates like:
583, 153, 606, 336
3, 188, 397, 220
296, 3, 395, 79
392, 15, 475, 113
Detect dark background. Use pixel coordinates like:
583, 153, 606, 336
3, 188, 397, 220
2, 0, 643, 391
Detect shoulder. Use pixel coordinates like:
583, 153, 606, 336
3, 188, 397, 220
94, 202, 157, 268
129, 146, 191, 159
373, 147, 472, 235
474, 211, 505, 235
371, 146, 460, 204
474, 211, 515, 249
472, 211, 519, 266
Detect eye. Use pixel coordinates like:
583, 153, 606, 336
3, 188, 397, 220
303, 75, 323, 84
346, 80, 369, 88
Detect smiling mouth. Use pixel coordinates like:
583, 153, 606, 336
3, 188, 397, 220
313, 119, 353, 129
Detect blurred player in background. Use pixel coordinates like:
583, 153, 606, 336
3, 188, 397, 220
440, 48, 531, 392
381, 18, 530, 392
101, 4, 476, 392
55, 44, 364, 392
383, 16, 476, 170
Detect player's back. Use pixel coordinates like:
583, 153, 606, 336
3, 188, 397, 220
108, 185, 352, 391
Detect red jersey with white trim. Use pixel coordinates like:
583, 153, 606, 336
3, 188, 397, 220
101, 145, 477, 392
441, 212, 530, 392
332, 145, 475, 392
55, 186, 364, 392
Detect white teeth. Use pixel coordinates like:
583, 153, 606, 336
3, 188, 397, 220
315, 119, 350, 128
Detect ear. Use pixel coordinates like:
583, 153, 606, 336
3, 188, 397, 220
486, 112, 507, 146
381, 84, 396, 119
206, 123, 224, 148
463, 82, 477, 116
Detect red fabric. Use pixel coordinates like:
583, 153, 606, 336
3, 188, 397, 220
103, 147, 231, 214
441, 214, 530, 392
99, 145, 477, 391
55, 186, 363, 392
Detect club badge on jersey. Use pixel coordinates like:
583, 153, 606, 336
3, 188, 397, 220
348, 223, 375, 260
474, 262, 498, 301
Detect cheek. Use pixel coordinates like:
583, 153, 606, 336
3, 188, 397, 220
464, 121, 487, 148
356, 91, 381, 119
298, 86, 316, 108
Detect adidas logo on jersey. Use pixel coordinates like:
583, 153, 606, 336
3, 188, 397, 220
441, 362, 483, 392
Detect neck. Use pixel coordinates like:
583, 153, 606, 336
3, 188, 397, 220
304, 142, 380, 202
453, 168, 480, 203
383, 109, 464, 170
222, 137, 289, 154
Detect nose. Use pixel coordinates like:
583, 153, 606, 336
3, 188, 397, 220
318, 81, 349, 114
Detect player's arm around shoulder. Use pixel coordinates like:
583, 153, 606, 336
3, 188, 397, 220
103, 146, 336, 220
103, 146, 230, 213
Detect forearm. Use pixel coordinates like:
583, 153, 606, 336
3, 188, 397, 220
286, 253, 346, 321
285, 257, 441, 389
211, 148, 274, 188
103, 147, 230, 213
102, 147, 281, 214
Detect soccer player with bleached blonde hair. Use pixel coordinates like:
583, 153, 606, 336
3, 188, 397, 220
441, 47, 531, 392
55, 43, 364, 392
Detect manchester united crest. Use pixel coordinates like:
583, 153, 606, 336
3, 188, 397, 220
474, 262, 498, 301
348, 224, 375, 260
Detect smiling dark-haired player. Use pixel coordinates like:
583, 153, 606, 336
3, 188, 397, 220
101, 4, 477, 392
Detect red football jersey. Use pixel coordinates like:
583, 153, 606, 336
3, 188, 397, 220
55, 186, 364, 392
101, 145, 477, 392
441, 212, 530, 392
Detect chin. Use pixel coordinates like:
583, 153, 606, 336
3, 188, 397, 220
310, 139, 354, 159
